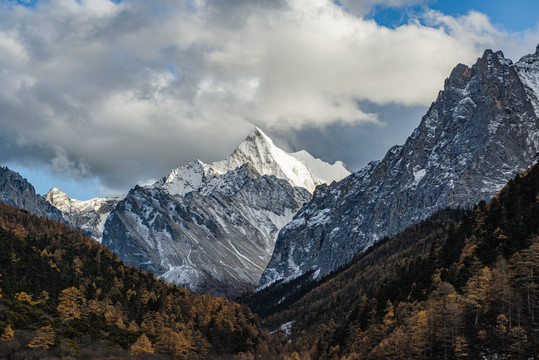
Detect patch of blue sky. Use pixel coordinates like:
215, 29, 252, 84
429, 0, 539, 33
4, 0, 37, 8
368, 0, 539, 33
7, 163, 105, 200
167, 64, 178, 76
7, 0, 123, 7
366, 5, 421, 28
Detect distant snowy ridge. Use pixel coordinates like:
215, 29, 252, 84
45, 188, 122, 243
290, 150, 350, 185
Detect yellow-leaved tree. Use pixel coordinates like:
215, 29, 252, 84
155, 327, 193, 358
27, 325, 55, 349
1, 324, 14, 342
130, 334, 154, 355
57, 287, 84, 322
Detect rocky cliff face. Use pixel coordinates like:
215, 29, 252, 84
0, 167, 64, 222
101, 128, 345, 297
45, 188, 121, 242
103, 164, 310, 297
259, 46, 539, 288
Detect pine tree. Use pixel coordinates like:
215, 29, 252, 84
382, 300, 396, 333
454, 336, 469, 359
408, 309, 429, 357
155, 327, 193, 358
127, 320, 140, 332
511, 243, 539, 325
509, 326, 528, 359
15, 292, 38, 305
464, 262, 492, 326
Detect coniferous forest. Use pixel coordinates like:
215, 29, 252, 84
242, 162, 539, 359
1, 165, 539, 360
0, 203, 274, 359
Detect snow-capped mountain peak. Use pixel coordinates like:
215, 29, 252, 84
102, 127, 350, 296
210, 127, 350, 192
45, 187, 70, 212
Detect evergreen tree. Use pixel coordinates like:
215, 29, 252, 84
57, 287, 84, 322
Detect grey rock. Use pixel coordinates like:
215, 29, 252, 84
0, 166, 64, 222
45, 187, 121, 242
103, 163, 310, 297
259, 47, 539, 288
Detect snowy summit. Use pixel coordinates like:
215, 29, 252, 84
167, 127, 351, 194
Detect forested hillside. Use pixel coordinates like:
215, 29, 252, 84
0, 203, 273, 359
252, 162, 539, 359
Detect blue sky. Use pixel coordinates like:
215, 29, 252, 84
1, 0, 538, 200
370, 0, 539, 32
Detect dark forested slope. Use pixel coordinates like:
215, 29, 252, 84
251, 162, 539, 360
0, 203, 273, 359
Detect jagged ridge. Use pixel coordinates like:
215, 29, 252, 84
103, 164, 310, 297
45, 187, 122, 242
0, 166, 64, 223
259, 46, 539, 288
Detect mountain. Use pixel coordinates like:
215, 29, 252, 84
250, 159, 539, 360
102, 128, 344, 297
259, 46, 539, 288
45, 187, 122, 242
0, 202, 271, 359
0, 166, 63, 223
210, 127, 350, 192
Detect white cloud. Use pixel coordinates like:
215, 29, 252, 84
0, 31, 29, 67
0, 0, 537, 194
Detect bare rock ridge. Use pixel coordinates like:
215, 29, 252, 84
0, 166, 63, 223
45, 188, 122, 243
0, 167, 119, 242
259, 46, 539, 288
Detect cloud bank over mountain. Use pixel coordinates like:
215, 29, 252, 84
0, 0, 536, 195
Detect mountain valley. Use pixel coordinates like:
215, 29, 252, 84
1, 44, 539, 359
